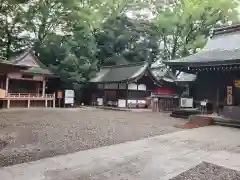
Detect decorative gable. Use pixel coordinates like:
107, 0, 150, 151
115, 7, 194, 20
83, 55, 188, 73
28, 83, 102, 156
15, 53, 40, 68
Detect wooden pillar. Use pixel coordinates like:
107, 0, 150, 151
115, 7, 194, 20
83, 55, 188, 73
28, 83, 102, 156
216, 86, 220, 112
117, 84, 119, 107
136, 84, 139, 108
53, 93, 55, 108
125, 83, 128, 108
27, 99, 30, 108
7, 99, 10, 108
45, 99, 48, 108
42, 79, 46, 97
5, 76, 9, 96
1, 80, 3, 88
103, 84, 105, 106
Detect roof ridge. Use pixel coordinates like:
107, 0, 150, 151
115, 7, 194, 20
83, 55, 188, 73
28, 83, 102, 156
212, 24, 240, 37
101, 61, 149, 69
13, 48, 32, 63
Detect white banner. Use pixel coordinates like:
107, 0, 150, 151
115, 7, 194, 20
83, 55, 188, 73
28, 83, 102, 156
180, 98, 193, 108
65, 90, 74, 97
64, 97, 74, 104
64, 89, 75, 104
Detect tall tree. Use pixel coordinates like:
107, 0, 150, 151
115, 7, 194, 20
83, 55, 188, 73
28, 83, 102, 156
95, 15, 159, 66
152, 0, 239, 61
0, 0, 28, 59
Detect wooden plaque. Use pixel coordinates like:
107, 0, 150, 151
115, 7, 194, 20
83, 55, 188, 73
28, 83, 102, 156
57, 91, 63, 99
227, 94, 233, 105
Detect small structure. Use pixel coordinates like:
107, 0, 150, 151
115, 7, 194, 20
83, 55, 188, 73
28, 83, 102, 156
90, 61, 163, 108
150, 64, 196, 112
164, 24, 240, 119
0, 50, 56, 108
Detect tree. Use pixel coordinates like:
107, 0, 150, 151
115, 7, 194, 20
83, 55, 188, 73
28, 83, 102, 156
0, 0, 28, 59
37, 21, 98, 90
152, 0, 239, 61
95, 15, 159, 66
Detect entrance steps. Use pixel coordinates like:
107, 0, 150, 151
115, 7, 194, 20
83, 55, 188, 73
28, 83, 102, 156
184, 114, 240, 129
214, 117, 240, 128
170, 108, 201, 119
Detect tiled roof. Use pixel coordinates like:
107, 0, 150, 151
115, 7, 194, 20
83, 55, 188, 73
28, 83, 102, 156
23, 67, 53, 75
10, 49, 54, 76
150, 64, 196, 83
174, 72, 196, 82
90, 62, 149, 83
0, 61, 28, 69
164, 24, 240, 66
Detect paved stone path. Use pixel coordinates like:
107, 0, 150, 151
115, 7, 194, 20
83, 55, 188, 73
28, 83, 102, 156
2, 126, 240, 180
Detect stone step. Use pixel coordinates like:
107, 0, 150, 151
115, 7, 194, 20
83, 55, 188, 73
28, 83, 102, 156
215, 120, 240, 128
170, 114, 189, 119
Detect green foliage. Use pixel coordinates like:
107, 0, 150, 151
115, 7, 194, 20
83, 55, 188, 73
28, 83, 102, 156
0, 0, 27, 59
153, 0, 239, 60
0, 0, 239, 90
95, 15, 159, 66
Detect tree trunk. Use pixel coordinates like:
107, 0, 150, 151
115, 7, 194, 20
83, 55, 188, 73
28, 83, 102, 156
5, 28, 12, 60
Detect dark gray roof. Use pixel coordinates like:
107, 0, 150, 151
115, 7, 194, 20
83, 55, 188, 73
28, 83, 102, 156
90, 62, 149, 83
0, 61, 28, 70
175, 72, 196, 82
150, 64, 168, 80
150, 64, 196, 83
164, 24, 240, 66
10, 49, 53, 76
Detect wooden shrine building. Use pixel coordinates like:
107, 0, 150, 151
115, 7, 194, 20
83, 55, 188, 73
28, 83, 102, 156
164, 24, 240, 118
90, 61, 179, 109
0, 49, 56, 108
151, 64, 196, 111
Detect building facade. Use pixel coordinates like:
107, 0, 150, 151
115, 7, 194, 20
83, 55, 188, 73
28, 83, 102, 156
164, 24, 240, 118
90, 62, 161, 108
0, 50, 56, 108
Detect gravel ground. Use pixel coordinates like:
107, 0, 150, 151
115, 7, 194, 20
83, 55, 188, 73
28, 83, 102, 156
170, 162, 240, 180
0, 108, 186, 166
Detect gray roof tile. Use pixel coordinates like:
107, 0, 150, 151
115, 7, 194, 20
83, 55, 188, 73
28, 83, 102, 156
90, 62, 149, 83
164, 24, 240, 66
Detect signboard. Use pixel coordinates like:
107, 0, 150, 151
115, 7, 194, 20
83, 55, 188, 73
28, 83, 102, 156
200, 101, 207, 106
180, 98, 193, 108
57, 91, 63, 99
153, 98, 158, 102
64, 89, 75, 105
64, 97, 74, 104
65, 90, 74, 97
227, 86, 233, 105
235, 80, 240, 88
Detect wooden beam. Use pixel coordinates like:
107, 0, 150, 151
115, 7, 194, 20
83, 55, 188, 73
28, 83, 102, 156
42, 79, 46, 96
53, 93, 56, 108
27, 99, 30, 108
5, 76, 9, 96
126, 83, 128, 108
7, 99, 10, 108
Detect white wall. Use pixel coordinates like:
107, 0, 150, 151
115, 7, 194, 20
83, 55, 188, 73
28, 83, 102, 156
138, 84, 146, 91
128, 83, 138, 90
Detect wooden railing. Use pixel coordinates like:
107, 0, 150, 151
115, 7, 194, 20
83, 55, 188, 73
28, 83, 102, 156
6, 93, 55, 99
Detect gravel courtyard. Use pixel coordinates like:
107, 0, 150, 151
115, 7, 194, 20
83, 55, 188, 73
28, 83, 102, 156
0, 108, 185, 166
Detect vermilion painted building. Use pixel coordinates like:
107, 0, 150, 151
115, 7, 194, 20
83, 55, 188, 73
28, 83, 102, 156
0, 49, 56, 108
